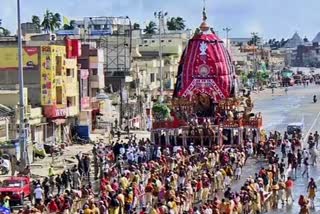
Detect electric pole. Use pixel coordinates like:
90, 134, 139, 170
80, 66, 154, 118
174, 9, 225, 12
17, 0, 27, 166
223, 27, 232, 50
154, 11, 167, 103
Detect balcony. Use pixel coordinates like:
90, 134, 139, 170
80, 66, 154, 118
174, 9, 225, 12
17, 106, 42, 125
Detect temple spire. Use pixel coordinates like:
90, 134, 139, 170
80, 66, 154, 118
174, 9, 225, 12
200, 0, 209, 32
202, 0, 207, 21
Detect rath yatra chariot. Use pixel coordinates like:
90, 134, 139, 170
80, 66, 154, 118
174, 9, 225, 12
151, 11, 263, 149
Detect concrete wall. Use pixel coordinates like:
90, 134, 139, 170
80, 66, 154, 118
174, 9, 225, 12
0, 69, 41, 106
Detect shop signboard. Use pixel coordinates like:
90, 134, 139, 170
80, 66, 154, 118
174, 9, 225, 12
0, 47, 39, 70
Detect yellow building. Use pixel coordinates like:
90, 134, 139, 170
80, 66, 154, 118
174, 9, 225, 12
40, 45, 79, 143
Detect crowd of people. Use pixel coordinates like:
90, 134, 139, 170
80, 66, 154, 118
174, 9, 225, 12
5, 127, 320, 214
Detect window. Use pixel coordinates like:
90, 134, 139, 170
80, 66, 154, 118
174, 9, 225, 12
66, 69, 74, 77
151, 40, 155, 43
144, 40, 148, 43
56, 56, 62, 76
150, 73, 155, 82
168, 40, 172, 42
67, 97, 76, 107
92, 69, 98, 75
161, 40, 164, 43
94, 25, 101, 30
56, 86, 63, 104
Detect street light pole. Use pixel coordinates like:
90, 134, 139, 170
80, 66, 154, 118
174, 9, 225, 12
223, 27, 231, 50
155, 11, 167, 103
251, 32, 259, 90
17, 0, 27, 166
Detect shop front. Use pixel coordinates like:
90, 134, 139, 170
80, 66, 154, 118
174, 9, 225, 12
43, 105, 67, 144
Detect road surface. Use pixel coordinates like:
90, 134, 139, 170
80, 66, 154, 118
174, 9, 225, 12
239, 85, 320, 213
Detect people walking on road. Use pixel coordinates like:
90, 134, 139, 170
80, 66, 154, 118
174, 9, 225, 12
307, 178, 317, 209
285, 177, 294, 204
298, 195, 310, 214
314, 131, 319, 149
302, 157, 310, 178
34, 184, 44, 206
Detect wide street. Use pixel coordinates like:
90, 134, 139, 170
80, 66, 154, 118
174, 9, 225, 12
235, 85, 320, 213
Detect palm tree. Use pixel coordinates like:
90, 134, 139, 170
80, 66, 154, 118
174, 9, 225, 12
167, 17, 186, 31
52, 13, 61, 30
0, 27, 10, 36
41, 10, 52, 32
41, 10, 61, 33
32, 15, 41, 30
143, 21, 157, 34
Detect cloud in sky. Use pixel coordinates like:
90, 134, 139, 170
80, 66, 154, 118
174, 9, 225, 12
1, 0, 320, 40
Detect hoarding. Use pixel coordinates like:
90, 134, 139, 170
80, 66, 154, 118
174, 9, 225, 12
40, 46, 55, 105
0, 47, 39, 70
43, 105, 66, 118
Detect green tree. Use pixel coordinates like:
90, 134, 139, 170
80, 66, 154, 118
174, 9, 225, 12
52, 13, 61, 29
248, 33, 260, 46
167, 17, 186, 31
41, 10, 61, 33
143, 21, 157, 34
133, 23, 140, 30
63, 20, 75, 30
31, 15, 41, 30
0, 27, 10, 36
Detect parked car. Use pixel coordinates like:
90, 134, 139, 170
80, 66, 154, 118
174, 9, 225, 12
0, 176, 31, 205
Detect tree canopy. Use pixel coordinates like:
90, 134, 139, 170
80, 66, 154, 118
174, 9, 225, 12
31, 10, 61, 33
143, 21, 157, 34
167, 17, 186, 31
0, 27, 10, 36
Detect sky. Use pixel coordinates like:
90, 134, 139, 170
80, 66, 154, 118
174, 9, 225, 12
1, 0, 320, 41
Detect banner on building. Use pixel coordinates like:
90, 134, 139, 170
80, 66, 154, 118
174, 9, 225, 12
0, 47, 39, 70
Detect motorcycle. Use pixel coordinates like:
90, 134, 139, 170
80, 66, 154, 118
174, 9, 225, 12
0, 158, 10, 175
73, 134, 94, 145
44, 143, 63, 156
313, 95, 317, 103
33, 143, 46, 159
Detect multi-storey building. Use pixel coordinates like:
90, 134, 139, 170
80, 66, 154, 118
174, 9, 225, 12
0, 42, 80, 147
40, 45, 80, 143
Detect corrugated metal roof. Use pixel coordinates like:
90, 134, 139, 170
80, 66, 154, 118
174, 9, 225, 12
0, 104, 14, 118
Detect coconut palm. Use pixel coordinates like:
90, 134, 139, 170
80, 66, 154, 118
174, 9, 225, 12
41, 10, 61, 33
167, 17, 186, 31
143, 21, 157, 34
51, 13, 61, 30
41, 10, 52, 32
31, 15, 41, 30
